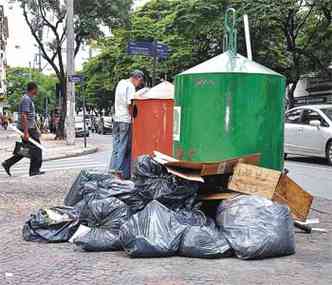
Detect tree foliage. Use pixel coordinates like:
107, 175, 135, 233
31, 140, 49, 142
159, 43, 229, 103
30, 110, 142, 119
81, 0, 331, 111
6, 67, 57, 114
19, 0, 133, 137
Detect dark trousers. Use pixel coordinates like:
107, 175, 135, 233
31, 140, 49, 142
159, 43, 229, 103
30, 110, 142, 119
4, 128, 42, 175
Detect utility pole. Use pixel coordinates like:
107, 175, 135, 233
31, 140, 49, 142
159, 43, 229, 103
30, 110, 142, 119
28, 61, 32, 80
152, 40, 157, 87
65, 0, 75, 145
38, 28, 42, 72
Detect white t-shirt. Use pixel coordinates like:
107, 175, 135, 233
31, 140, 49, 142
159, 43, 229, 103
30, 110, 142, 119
113, 79, 136, 123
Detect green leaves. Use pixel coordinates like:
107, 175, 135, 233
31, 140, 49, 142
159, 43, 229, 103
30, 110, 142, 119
81, 0, 331, 111
6, 67, 57, 114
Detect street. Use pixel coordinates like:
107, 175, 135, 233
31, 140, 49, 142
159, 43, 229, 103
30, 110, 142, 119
0, 1, 331, 284
0, 133, 331, 285
1, 133, 332, 200
286, 157, 332, 200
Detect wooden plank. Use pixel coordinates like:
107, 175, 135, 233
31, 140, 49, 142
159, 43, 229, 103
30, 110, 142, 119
199, 192, 242, 201
273, 175, 313, 222
228, 163, 281, 199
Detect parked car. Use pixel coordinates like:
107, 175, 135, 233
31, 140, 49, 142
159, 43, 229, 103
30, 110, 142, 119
284, 105, 332, 164
97, 116, 113, 134
75, 116, 90, 137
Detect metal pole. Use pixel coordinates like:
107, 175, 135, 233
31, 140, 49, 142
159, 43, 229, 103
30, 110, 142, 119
28, 61, 32, 80
152, 40, 157, 87
81, 80, 87, 148
243, 14, 252, 61
65, 0, 75, 145
38, 28, 42, 72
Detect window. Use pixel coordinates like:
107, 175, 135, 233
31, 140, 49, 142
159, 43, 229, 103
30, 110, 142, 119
285, 109, 302, 124
301, 109, 329, 127
321, 108, 332, 122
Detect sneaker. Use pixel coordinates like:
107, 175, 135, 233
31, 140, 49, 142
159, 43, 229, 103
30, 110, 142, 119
30, 171, 45, 177
1, 162, 11, 176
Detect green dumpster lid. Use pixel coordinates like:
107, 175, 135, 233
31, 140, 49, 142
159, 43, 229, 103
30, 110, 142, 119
179, 51, 283, 77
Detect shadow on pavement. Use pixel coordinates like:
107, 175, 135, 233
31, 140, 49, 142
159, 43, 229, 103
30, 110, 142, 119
286, 155, 330, 166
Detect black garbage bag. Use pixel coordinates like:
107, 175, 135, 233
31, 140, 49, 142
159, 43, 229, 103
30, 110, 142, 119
132, 155, 166, 179
64, 170, 113, 206
23, 206, 79, 243
216, 196, 295, 260
179, 220, 233, 259
119, 200, 187, 257
176, 208, 207, 226
74, 196, 130, 251
133, 155, 199, 211
97, 179, 146, 214
135, 175, 199, 211
74, 228, 122, 251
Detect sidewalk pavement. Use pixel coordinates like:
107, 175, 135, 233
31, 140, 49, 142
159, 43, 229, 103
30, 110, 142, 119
0, 169, 331, 285
0, 129, 97, 163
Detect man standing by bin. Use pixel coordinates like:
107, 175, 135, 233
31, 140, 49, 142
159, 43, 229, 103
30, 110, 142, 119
1, 82, 44, 177
110, 70, 144, 179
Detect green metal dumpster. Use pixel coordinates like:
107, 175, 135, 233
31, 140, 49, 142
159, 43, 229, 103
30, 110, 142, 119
173, 50, 286, 170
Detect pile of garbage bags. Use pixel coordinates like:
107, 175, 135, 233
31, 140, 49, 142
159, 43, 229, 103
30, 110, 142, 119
23, 155, 296, 260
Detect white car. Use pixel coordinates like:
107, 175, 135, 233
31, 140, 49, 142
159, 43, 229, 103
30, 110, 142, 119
284, 105, 332, 164
75, 117, 90, 137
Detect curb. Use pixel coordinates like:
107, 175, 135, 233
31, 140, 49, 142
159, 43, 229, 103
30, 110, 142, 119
43, 147, 98, 162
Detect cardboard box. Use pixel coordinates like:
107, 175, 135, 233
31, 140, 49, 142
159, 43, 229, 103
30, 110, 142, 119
228, 163, 313, 221
153, 151, 261, 182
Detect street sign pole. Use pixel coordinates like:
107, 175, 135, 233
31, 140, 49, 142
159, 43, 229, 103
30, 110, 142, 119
152, 40, 157, 87
81, 80, 87, 148
127, 40, 169, 87
66, 0, 75, 145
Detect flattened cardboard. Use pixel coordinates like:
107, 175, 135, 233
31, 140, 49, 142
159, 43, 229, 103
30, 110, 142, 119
153, 151, 260, 182
228, 163, 313, 221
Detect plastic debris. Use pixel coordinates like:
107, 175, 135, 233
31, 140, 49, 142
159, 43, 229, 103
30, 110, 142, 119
23, 206, 79, 243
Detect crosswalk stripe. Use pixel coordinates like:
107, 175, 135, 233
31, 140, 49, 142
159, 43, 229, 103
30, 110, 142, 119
0, 163, 106, 173
0, 161, 104, 171
0, 164, 107, 180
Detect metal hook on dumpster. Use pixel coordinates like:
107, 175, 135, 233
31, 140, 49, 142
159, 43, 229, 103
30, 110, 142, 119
223, 8, 237, 56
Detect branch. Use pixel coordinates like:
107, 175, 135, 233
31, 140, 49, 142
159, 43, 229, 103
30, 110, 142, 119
36, 0, 65, 76
22, 3, 62, 80
294, 4, 315, 39
295, 48, 332, 76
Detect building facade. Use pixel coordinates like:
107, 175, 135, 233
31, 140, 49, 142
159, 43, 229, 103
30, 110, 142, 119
0, 5, 8, 114
293, 71, 332, 107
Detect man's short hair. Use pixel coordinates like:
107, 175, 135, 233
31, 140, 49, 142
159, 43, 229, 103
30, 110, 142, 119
27, 82, 38, 92
130, 70, 145, 81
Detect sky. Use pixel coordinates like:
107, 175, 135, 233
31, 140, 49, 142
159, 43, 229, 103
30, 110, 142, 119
1, 0, 150, 72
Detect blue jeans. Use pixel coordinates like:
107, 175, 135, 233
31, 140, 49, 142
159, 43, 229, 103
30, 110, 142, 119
110, 122, 132, 179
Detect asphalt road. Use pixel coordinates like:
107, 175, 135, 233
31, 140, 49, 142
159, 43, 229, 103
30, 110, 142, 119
1, 133, 331, 199
285, 156, 332, 200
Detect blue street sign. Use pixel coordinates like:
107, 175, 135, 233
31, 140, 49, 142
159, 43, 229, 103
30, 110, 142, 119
127, 41, 170, 59
68, 74, 85, 83
128, 41, 154, 56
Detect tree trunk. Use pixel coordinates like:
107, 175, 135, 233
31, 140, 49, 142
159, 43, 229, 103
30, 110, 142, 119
56, 81, 67, 139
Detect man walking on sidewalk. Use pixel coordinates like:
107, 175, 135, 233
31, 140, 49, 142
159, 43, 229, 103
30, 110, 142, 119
110, 70, 144, 179
2, 82, 44, 177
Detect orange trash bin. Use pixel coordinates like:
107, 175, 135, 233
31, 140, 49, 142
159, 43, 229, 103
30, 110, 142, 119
131, 81, 174, 162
